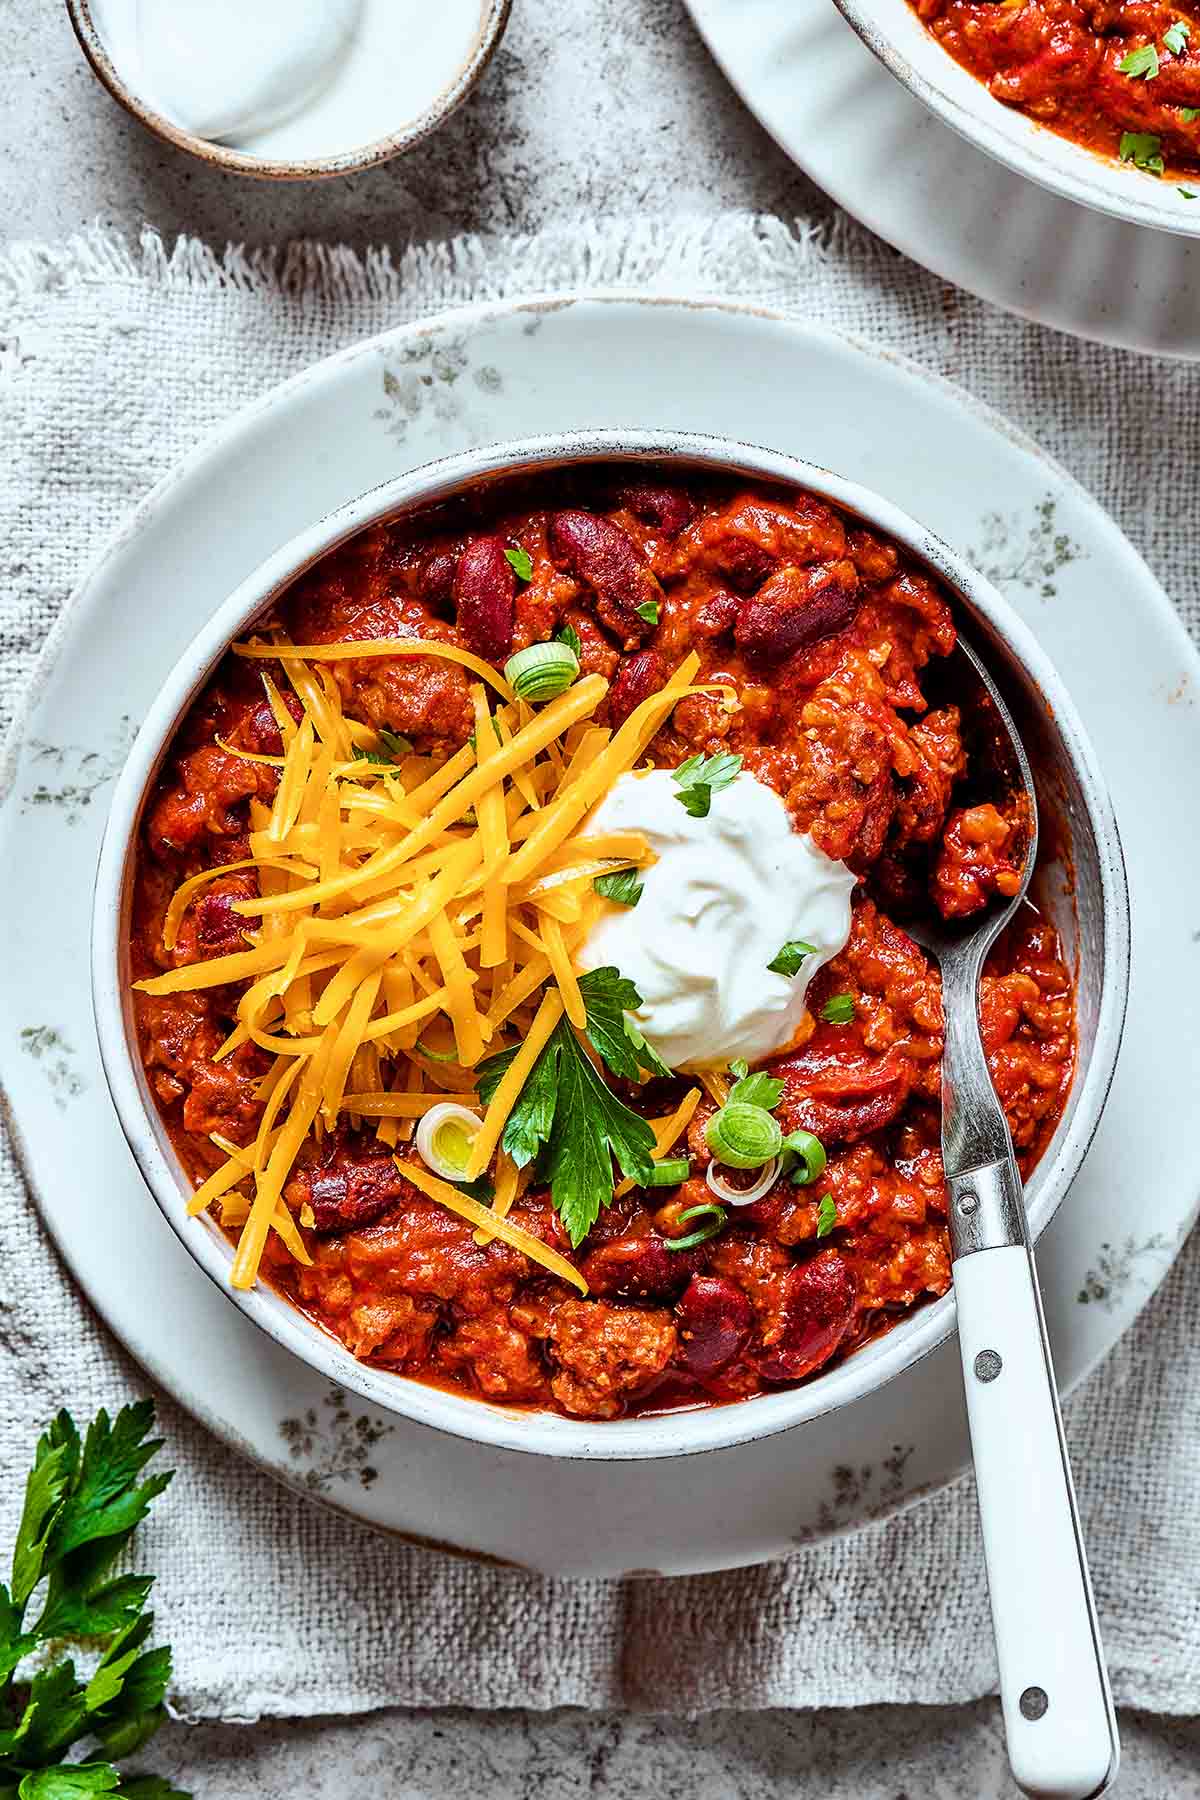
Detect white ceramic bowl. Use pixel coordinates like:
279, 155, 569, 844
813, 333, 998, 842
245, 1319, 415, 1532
66, 0, 511, 180
832, 0, 1200, 236
92, 430, 1130, 1461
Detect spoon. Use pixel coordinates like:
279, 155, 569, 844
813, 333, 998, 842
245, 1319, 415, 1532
907, 634, 1119, 1800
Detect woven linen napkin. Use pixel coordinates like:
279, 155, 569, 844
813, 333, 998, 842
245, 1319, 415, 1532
1, 214, 1198, 1722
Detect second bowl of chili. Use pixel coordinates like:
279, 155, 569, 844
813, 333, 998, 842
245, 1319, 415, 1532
832, 0, 1200, 235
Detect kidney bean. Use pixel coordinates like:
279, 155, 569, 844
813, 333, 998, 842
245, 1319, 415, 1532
693, 590, 740, 638
773, 1045, 914, 1144
607, 650, 665, 727
242, 691, 304, 756
675, 1275, 754, 1378
297, 1152, 411, 1234
618, 480, 695, 539
580, 1231, 693, 1302
755, 1251, 856, 1382
418, 549, 459, 608
735, 559, 861, 663
194, 891, 250, 954
548, 510, 662, 646
453, 535, 515, 662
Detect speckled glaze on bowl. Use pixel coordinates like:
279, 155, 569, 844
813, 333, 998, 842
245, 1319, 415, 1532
65, 0, 511, 180
91, 429, 1129, 1462
831, 0, 1200, 236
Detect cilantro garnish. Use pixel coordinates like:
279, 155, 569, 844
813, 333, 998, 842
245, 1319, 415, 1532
475, 967, 662, 1244
1, 1403, 186, 1799
351, 728, 412, 766
820, 994, 856, 1025
816, 1193, 837, 1238
504, 546, 534, 583
1119, 130, 1165, 173
727, 1065, 785, 1111
1119, 42, 1159, 78
635, 600, 660, 626
556, 623, 583, 659
671, 751, 743, 819
593, 868, 644, 907
767, 939, 817, 978
1164, 19, 1190, 54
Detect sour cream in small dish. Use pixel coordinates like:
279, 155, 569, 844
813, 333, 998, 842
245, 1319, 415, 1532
577, 769, 857, 1071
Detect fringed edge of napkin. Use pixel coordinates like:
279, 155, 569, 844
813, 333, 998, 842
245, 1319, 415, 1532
0, 210, 899, 316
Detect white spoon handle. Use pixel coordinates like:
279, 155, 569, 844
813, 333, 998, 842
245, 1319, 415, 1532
953, 1238, 1119, 1798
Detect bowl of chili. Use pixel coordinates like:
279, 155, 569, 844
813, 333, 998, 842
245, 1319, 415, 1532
91, 430, 1129, 1461
832, 0, 1200, 234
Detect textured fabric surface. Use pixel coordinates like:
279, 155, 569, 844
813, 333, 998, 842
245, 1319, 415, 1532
0, 215, 1197, 1721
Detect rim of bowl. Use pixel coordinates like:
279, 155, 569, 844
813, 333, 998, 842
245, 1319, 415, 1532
91, 428, 1131, 1462
830, 0, 1200, 238
65, 0, 512, 180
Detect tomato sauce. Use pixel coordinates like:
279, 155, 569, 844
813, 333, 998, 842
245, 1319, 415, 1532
130, 468, 1076, 1421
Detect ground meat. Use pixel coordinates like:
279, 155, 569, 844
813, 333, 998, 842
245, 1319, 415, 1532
547, 1299, 677, 1418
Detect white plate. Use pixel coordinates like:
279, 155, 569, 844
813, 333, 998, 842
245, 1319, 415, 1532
685, 0, 1200, 360
2, 295, 1197, 1575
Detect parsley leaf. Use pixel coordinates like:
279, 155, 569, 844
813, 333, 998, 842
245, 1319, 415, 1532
593, 868, 643, 907
541, 1029, 655, 1244
1118, 42, 1160, 78
575, 968, 667, 1082
671, 751, 744, 818
820, 994, 856, 1025
728, 1069, 785, 1111
556, 623, 583, 659
1120, 130, 1165, 173
1164, 19, 1190, 54
475, 968, 661, 1244
0, 1405, 183, 1799
767, 939, 817, 978
504, 545, 534, 583
622, 1017, 672, 1080
816, 1193, 837, 1238
635, 600, 660, 626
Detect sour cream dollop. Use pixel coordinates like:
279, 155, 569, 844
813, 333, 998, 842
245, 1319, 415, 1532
577, 770, 857, 1070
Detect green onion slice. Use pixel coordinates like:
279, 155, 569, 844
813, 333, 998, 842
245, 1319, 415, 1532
644, 1156, 691, 1188
705, 1101, 782, 1169
664, 1201, 728, 1250
503, 641, 580, 703
782, 1129, 827, 1186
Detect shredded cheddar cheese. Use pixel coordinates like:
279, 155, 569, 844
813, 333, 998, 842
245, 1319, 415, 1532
135, 635, 703, 1294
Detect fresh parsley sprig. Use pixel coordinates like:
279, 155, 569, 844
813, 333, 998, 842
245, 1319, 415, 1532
1, 1403, 186, 1800
671, 751, 743, 819
475, 967, 664, 1245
